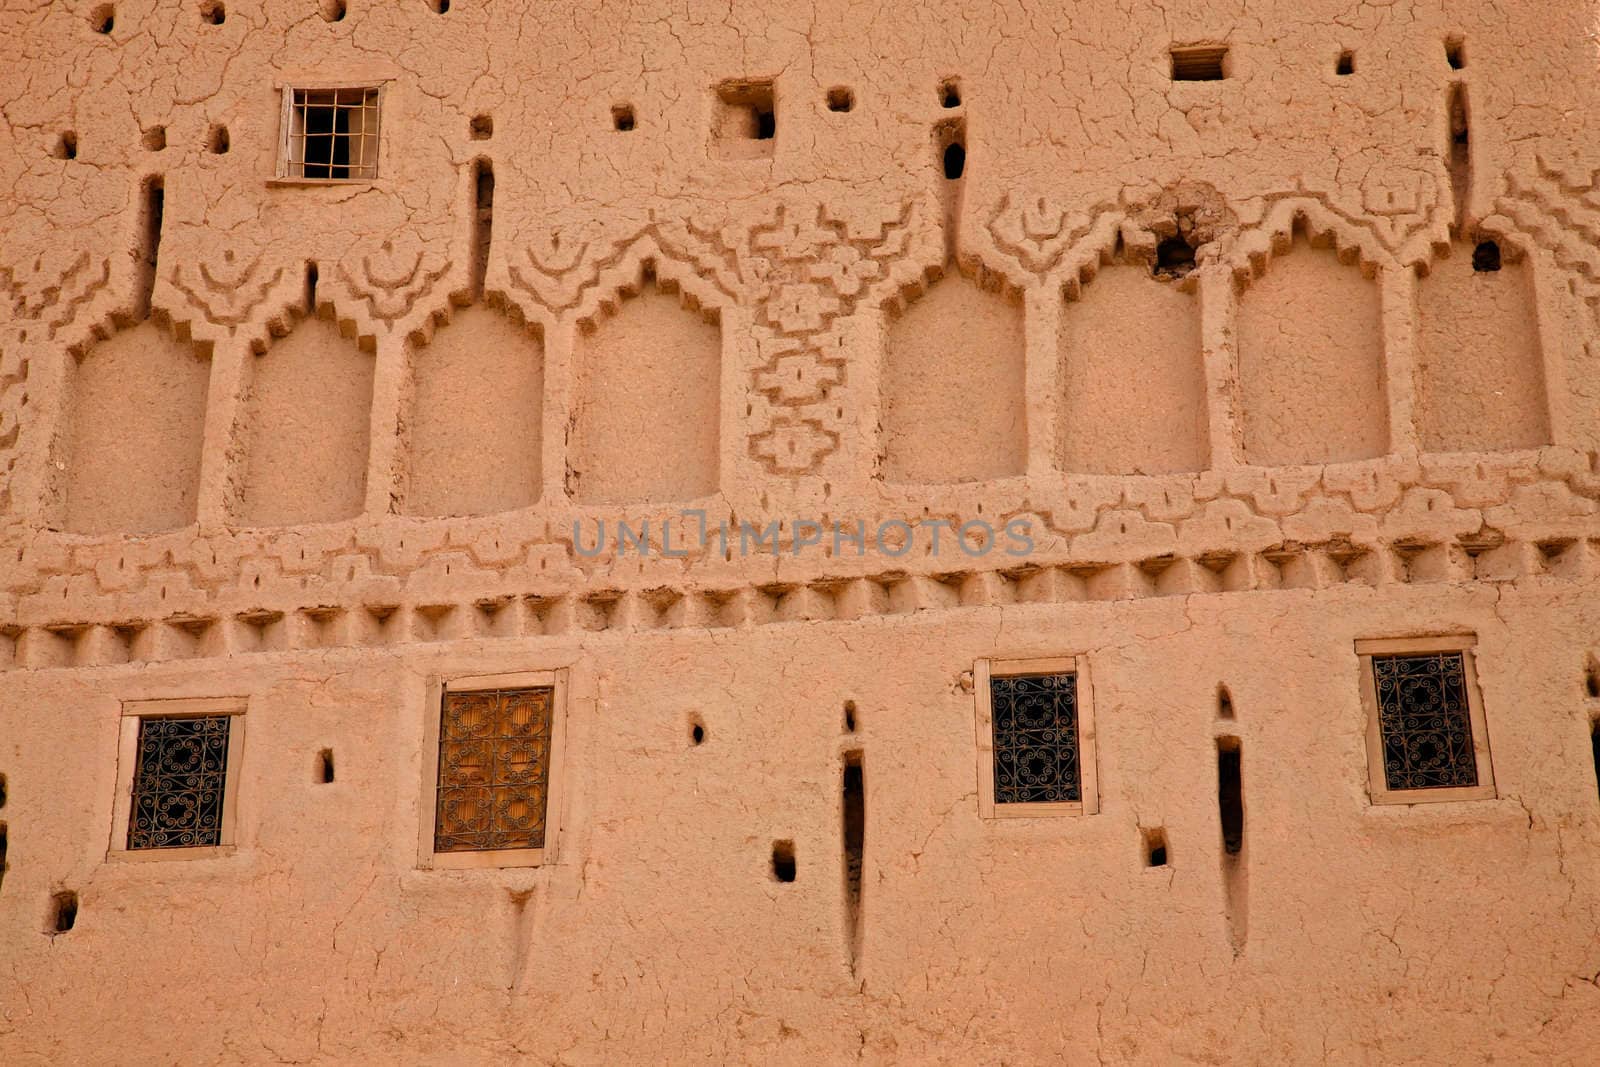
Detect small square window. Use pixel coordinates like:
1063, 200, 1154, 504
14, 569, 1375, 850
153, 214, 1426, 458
111, 698, 246, 858
419, 670, 569, 868
976, 656, 1100, 818
1171, 45, 1229, 81
1357, 637, 1496, 804
279, 85, 381, 181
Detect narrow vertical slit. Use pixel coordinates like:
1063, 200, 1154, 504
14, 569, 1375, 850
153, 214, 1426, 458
771, 840, 796, 882
1584, 655, 1599, 699
305, 262, 319, 316
1217, 736, 1246, 954
934, 117, 967, 264
0, 821, 8, 894
135, 176, 165, 321
842, 751, 865, 974
1448, 82, 1470, 230
1590, 718, 1600, 807
317, 748, 335, 783
1143, 827, 1168, 867
843, 700, 857, 734
470, 158, 495, 302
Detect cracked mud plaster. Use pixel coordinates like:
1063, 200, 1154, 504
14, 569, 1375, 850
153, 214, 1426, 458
3, 0, 1600, 1062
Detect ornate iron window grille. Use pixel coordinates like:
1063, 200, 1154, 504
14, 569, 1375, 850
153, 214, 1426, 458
1372, 652, 1479, 790
434, 686, 554, 853
128, 715, 231, 849
990, 671, 1081, 804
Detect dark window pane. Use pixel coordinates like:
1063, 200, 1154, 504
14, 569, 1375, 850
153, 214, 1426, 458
128, 715, 231, 849
1373, 652, 1478, 790
991, 672, 1081, 804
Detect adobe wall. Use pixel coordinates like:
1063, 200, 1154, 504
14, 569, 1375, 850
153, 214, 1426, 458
2, 0, 1600, 1062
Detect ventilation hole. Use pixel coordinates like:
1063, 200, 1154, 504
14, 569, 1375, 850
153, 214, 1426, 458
1154, 235, 1196, 279
1144, 828, 1169, 867
142, 125, 167, 151
207, 124, 230, 154
0, 772, 6, 808
713, 80, 776, 155
321, 0, 346, 21
469, 113, 493, 140
1446, 35, 1465, 70
317, 749, 335, 783
0, 821, 7, 893
939, 78, 961, 108
842, 752, 864, 970
1217, 685, 1234, 720
1171, 45, 1228, 81
90, 4, 114, 33
200, 1, 224, 24
689, 716, 705, 746
1336, 51, 1354, 76
1449, 82, 1470, 227
942, 141, 964, 180
755, 108, 776, 140
305, 261, 319, 313
1218, 738, 1243, 855
428, 0, 449, 11
1586, 659, 1600, 699
135, 176, 164, 321
1472, 240, 1501, 272
469, 158, 494, 300
771, 840, 796, 882
612, 104, 635, 132
55, 132, 77, 160
826, 87, 854, 112
843, 700, 857, 733
51, 890, 77, 933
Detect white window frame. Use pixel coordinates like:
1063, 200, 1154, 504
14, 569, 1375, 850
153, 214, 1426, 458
418, 668, 570, 870
975, 655, 1100, 819
109, 697, 247, 862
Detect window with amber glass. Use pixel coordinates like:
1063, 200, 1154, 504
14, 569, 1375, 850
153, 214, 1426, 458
974, 656, 1100, 818
1356, 636, 1496, 804
420, 670, 568, 868
110, 698, 246, 859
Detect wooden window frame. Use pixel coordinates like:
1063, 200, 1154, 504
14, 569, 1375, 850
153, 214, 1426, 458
109, 697, 248, 862
417, 668, 569, 870
1356, 635, 1497, 805
975, 655, 1100, 819
272, 81, 385, 185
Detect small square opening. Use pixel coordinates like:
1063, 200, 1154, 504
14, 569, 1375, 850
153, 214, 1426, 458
712, 80, 776, 160
1171, 45, 1228, 81
826, 87, 854, 113
469, 113, 493, 140
1446, 35, 1466, 70
1336, 51, 1355, 76
283, 86, 381, 180
771, 840, 796, 882
1472, 240, 1502, 273
939, 78, 961, 108
612, 104, 636, 132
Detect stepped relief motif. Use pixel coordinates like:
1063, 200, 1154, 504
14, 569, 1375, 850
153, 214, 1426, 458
161, 245, 306, 354
324, 235, 454, 348
498, 198, 942, 478
0, 249, 115, 514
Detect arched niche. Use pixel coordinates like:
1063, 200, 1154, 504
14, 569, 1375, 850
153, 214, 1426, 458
60, 320, 210, 534
235, 314, 373, 526
1059, 264, 1207, 474
881, 270, 1025, 484
406, 305, 543, 516
1236, 234, 1387, 465
569, 271, 721, 505
1415, 238, 1549, 452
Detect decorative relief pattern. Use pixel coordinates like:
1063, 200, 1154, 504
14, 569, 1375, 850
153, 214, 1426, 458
990, 672, 1081, 804
434, 686, 553, 853
128, 715, 231, 849
1371, 652, 1478, 791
